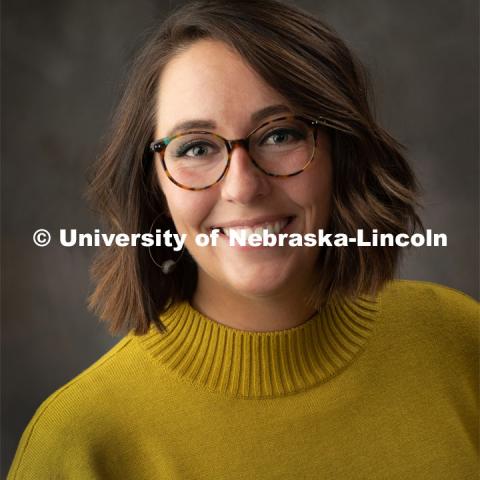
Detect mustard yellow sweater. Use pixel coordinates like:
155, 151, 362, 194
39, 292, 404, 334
8, 280, 479, 479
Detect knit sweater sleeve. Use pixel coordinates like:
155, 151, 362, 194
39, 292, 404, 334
7, 389, 97, 479
7, 337, 133, 480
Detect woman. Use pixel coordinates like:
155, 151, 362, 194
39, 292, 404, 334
9, 1, 478, 478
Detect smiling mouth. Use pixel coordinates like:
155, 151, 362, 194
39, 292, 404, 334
211, 216, 294, 238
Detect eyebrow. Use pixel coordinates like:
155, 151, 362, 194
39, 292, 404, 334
164, 104, 292, 138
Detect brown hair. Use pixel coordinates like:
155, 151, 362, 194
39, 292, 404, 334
87, 0, 423, 336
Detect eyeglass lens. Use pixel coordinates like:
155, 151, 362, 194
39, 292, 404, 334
163, 117, 315, 189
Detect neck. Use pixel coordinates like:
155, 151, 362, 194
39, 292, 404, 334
192, 276, 317, 332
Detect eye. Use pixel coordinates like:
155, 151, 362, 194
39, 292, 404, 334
174, 141, 219, 158
261, 128, 305, 146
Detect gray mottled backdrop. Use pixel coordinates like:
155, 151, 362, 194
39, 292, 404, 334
2, 0, 478, 475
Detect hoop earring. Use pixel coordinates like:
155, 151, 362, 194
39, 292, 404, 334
148, 214, 185, 274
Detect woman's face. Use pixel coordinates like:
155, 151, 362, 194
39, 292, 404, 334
155, 39, 332, 302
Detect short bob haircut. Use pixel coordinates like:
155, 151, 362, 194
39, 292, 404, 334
87, 0, 423, 336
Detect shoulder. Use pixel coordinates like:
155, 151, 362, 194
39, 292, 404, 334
33, 334, 138, 415
8, 334, 141, 479
376, 279, 479, 357
378, 279, 478, 320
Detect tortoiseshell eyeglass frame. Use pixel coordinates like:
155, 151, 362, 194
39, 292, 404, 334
149, 115, 325, 191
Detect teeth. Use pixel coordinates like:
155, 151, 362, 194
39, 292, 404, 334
220, 218, 289, 238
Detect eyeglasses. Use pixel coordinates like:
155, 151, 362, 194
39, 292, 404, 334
149, 115, 323, 191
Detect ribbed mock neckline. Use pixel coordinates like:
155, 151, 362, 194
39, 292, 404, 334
135, 296, 379, 399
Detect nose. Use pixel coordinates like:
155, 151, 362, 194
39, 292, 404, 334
220, 143, 271, 204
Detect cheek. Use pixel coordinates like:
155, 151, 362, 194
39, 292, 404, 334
165, 190, 209, 233
291, 154, 333, 230
290, 155, 332, 210
155, 163, 215, 233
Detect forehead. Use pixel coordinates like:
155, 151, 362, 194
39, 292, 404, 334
155, 39, 288, 137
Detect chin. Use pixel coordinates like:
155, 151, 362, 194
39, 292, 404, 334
222, 266, 294, 298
